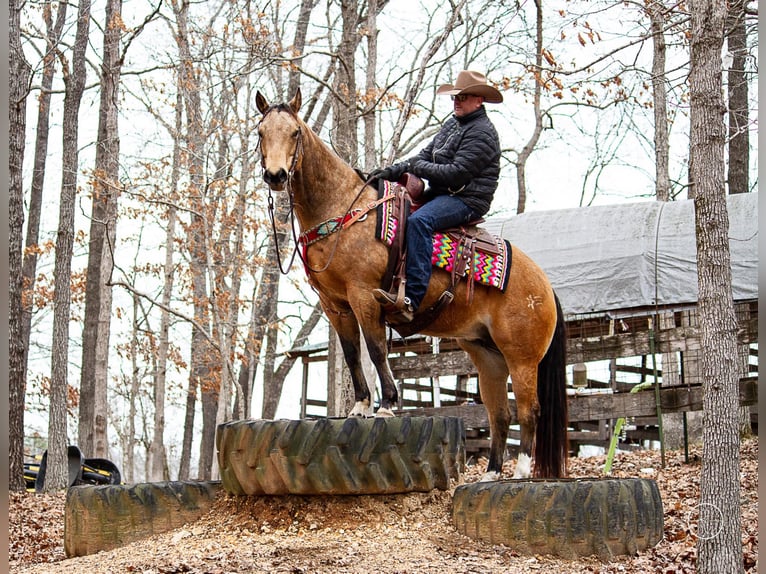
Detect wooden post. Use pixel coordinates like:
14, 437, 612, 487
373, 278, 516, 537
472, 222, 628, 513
327, 328, 353, 417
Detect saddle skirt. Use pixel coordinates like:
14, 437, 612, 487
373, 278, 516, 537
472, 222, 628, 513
375, 180, 512, 293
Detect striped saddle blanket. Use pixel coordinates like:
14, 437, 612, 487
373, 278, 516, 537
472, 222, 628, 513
375, 180, 512, 292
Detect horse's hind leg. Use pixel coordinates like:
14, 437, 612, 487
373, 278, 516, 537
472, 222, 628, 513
457, 339, 510, 481
508, 364, 540, 478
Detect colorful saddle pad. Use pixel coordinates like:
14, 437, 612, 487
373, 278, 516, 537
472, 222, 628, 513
375, 180, 512, 292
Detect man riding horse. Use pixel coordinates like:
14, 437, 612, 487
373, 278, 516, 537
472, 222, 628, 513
371, 70, 503, 323
255, 81, 568, 479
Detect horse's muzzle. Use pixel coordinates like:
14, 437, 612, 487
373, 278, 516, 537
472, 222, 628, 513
263, 168, 288, 190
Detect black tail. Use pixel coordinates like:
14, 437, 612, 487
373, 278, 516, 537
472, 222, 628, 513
534, 292, 569, 478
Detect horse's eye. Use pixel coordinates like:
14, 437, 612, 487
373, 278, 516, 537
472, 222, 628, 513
292, 130, 299, 139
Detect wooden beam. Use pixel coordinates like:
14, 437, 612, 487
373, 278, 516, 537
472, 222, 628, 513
397, 377, 757, 425
388, 317, 757, 378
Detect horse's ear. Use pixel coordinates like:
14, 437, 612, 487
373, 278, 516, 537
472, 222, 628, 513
289, 89, 302, 114
256, 91, 269, 115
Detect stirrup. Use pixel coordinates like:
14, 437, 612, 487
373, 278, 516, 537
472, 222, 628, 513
372, 289, 415, 323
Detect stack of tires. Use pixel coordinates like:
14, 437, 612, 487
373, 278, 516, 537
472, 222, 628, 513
216, 416, 466, 495
65, 415, 664, 561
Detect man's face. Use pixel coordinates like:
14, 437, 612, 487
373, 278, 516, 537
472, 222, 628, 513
452, 94, 484, 117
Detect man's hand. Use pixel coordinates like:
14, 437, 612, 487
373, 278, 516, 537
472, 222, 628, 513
371, 162, 409, 182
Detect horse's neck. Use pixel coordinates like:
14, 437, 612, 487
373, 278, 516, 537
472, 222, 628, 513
292, 129, 366, 228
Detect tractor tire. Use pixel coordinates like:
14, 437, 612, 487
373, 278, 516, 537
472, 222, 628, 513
451, 478, 663, 559
217, 416, 465, 496
65, 480, 221, 557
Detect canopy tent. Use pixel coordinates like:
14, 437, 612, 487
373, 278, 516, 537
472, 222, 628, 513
483, 193, 758, 316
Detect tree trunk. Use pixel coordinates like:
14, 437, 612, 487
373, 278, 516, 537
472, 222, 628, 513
648, 0, 670, 201
252, 171, 293, 419
515, 0, 544, 215
648, 1, 685, 450
9, 0, 33, 492
47, 0, 92, 491
249, 0, 318, 421
172, 0, 216, 480
237, 283, 262, 420
177, 378, 196, 481
150, 89, 182, 482
331, 0, 359, 165
125, 291, 141, 483
726, 0, 749, 195
262, 303, 324, 420
19, 4, 70, 480
689, 1, 744, 571
327, 331, 354, 417
325, 0, 362, 413
362, 0, 379, 172
79, 0, 123, 459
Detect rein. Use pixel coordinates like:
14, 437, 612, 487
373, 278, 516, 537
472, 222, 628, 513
259, 104, 378, 276
263, 119, 302, 275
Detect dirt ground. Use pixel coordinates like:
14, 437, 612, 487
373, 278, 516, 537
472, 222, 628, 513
9, 437, 758, 574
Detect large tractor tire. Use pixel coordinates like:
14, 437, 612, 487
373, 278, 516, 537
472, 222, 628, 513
217, 416, 465, 496
451, 478, 663, 559
65, 481, 221, 557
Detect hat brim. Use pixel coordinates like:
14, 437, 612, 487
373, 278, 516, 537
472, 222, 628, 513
436, 82, 503, 104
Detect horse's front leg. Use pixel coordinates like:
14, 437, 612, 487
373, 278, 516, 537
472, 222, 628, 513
359, 323, 399, 417
324, 308, 374, 417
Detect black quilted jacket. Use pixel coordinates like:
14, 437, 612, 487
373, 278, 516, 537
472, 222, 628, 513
401, 106, 501, 216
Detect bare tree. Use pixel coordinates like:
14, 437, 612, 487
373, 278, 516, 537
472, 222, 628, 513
17, 1, 69, 487
79, 0, 124, 459
726, 0, 750, 195
9, 0, 33, 492
170, 0, 218, 480
362, 0, 380, 172
46, 0, 92, 491
689, 0, 744, 571
148, 89, 183, 482
514, 0, 544, 214
648, 0, 670, 202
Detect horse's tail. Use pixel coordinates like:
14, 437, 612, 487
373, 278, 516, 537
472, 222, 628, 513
534, 292, 569, 478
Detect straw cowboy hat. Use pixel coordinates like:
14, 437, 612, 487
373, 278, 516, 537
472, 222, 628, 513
436, 70, 503, 104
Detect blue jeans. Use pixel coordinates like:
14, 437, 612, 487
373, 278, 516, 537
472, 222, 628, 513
405, 195, 478, 309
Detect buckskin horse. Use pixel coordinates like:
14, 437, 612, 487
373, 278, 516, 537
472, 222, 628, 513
255, 89, 568, 479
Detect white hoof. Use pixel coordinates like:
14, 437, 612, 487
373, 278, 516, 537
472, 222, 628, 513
479, 471, 501, 482
348, 400, 372, 418
512, 453, 532, 479
374, 407, 395, 418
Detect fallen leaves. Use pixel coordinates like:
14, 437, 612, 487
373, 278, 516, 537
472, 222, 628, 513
8, 437, 758, 574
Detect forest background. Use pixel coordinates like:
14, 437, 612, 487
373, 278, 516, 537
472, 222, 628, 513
8, 0, 758, 490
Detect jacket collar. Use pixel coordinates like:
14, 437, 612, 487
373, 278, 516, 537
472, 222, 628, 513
455, 105, 487, 124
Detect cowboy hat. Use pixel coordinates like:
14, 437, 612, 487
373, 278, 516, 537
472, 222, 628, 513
436, 70, 503, 104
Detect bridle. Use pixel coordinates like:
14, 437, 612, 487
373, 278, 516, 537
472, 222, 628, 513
258, 105, 305, 275
258, 105, 375, 276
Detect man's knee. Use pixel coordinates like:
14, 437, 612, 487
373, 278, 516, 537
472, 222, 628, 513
408, 212, 432, 233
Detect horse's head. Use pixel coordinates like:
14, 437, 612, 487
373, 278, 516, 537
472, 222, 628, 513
256, 89, 303, 191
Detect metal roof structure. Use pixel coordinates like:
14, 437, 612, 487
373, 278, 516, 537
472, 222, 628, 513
483, 192, 758, 317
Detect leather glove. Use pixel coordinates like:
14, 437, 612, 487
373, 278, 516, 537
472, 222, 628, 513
372, 162, 409, 182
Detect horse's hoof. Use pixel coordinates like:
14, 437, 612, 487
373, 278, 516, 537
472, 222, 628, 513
512, 453, 532, 479
479, 471, 501, 482
348, 400, 372, 418
374, 407, 395, 418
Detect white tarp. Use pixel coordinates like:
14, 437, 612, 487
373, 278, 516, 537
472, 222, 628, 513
484, 193, 758, 316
